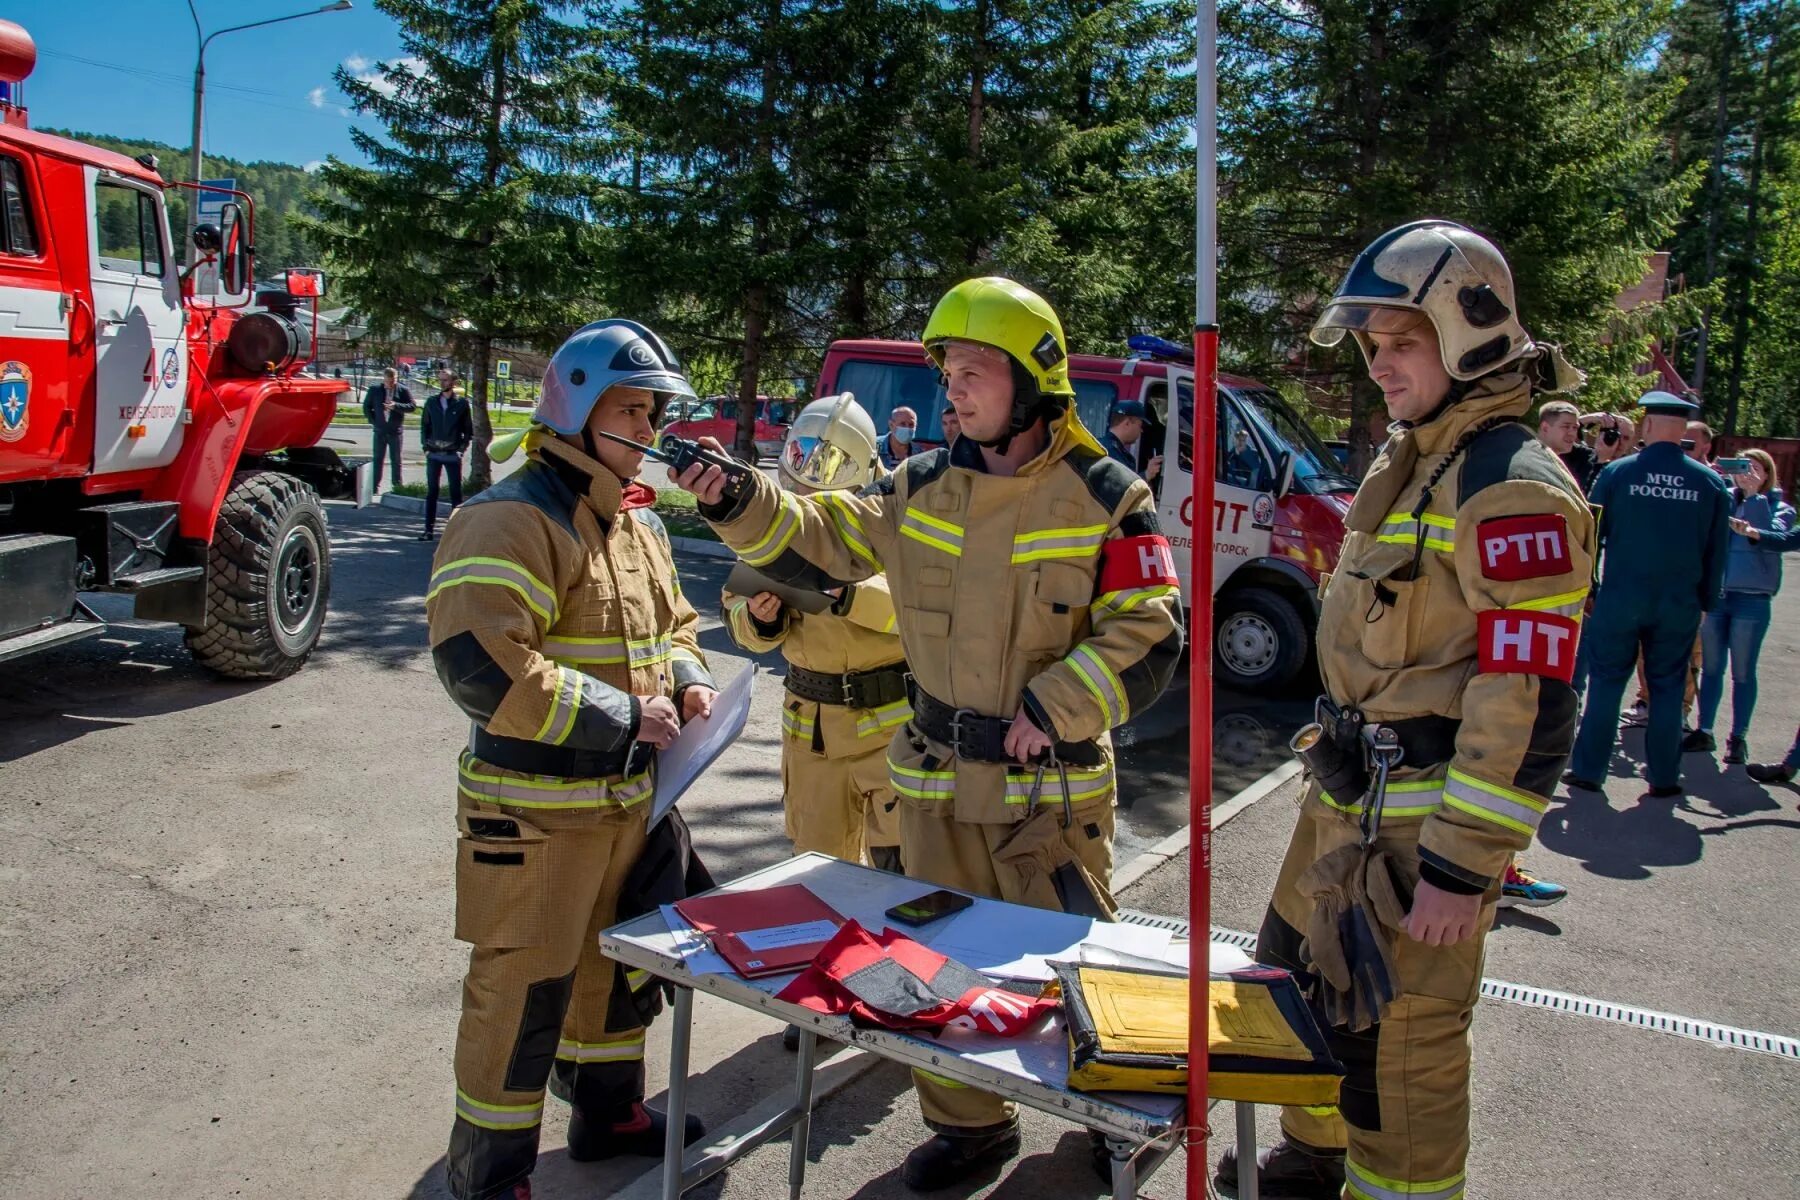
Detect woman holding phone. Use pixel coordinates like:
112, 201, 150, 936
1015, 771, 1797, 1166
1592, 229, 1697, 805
1685, 448, 1796, 763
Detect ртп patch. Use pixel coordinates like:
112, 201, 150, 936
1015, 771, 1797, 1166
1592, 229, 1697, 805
1477, 513, 1571, 580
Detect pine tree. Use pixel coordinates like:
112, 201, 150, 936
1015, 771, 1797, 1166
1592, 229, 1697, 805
1220, 0, 1694, 465
301, 0, 611, 487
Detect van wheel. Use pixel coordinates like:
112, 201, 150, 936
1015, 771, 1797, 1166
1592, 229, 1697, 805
185, 471, 331, 680
1214, 587, 1306, 691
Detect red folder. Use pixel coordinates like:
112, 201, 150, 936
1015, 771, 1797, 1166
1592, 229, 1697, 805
674, 884, 847, 979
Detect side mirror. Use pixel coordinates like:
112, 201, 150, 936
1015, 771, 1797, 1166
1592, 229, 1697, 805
1275, 449, 1296, 498
192, 223, 222, 254
219, 202, 251, 295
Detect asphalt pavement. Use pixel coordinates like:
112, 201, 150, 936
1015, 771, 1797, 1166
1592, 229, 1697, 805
1, 498, 1794, 1199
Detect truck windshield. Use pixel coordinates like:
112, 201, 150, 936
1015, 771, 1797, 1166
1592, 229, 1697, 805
1234, 388, 1358, 494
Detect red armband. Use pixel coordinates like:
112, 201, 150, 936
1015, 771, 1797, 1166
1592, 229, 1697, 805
1478, 610, 1579, 683
1098, 534, 1178, 593
1477, 513, 1572, 580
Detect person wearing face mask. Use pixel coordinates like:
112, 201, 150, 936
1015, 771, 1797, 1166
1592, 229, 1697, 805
1683, 448, 1796, 765
1217, 221, 1596, 1200
876, 405, 918, 468
673, 276, 1182, 1191
426, 320, 719, 1200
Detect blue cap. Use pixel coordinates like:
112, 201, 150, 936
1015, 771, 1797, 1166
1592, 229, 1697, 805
1638, 389, 1700, 418
1109, 398, 1148, 422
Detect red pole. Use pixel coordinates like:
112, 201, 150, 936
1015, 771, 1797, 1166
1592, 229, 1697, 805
1187, 1, 1219, 1194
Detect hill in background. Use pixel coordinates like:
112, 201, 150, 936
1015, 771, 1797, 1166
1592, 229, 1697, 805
41, 129, 321, 270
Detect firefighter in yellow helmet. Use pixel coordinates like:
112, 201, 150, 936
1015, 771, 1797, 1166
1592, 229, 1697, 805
1215, 222, 1595, 1200
721, 394, 909, 870
674, 277, 1183, 1190
427, 319, 716, 1200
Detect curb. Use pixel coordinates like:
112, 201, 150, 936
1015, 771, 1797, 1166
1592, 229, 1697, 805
670, 536, 735, 560
378, 492, 425, 514
1111, 757, 1301, 892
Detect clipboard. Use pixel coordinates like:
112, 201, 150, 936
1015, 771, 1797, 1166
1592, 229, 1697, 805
652, 665, 757, 824
724, 562, 835, 615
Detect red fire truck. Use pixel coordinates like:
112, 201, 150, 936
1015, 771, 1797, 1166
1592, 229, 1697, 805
0, 23, 366, 678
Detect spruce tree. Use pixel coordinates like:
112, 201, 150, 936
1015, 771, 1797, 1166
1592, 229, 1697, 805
1220, 0, 1693, 464
302, 0, 610, 487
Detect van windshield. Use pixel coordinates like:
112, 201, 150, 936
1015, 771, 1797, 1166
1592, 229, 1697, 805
834, 359, 1117, 444
1234, 389, 1358, 494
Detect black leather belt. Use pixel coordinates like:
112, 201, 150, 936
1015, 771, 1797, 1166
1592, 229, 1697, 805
784, 662, 912, 708
470, 725, 651, 779
1318, 699, 1460, 770
907, 682, 1103, 767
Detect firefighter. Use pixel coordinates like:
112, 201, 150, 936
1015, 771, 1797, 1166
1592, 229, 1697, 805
721, 394, 909, 871
426, 319, 716, 1200
1216, 221, 1596, 1200
674, 277, 1183, 1191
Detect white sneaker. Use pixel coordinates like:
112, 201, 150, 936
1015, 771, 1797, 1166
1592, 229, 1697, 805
1621, 703, 1648, 728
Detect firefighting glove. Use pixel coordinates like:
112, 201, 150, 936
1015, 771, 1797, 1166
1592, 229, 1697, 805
1297, 845, 1403, 1033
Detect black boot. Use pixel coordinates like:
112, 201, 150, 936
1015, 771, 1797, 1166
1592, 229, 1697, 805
1724, 735, 1748, 765
1214, 1138, 1346, 1199
566, 1102, 704, 1161
900, 1121, 1021, 1191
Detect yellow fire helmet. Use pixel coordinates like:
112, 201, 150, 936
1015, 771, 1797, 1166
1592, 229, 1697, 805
924, 276, 1074, 397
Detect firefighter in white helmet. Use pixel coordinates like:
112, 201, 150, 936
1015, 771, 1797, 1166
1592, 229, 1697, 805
1216, 221, 1595, 1200
427, 319, 715, 1200
721, 393, 909, 871
674, 277, 1183, 1190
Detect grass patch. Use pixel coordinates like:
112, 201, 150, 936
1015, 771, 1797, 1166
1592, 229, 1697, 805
653, 491, 718, 541
390, 482, 428, 498
334, 406, 536, 430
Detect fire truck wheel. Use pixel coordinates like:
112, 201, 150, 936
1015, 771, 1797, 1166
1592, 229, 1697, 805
1213, 586, 1306, 691
186, 471, 332, 680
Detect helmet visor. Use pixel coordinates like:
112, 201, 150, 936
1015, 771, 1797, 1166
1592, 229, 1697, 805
782, 434, 868, 491
1309, 302, 1426, 348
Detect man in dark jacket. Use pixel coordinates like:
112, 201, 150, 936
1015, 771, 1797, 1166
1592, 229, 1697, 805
363, 367, 415, 491
421, 368, 474, 540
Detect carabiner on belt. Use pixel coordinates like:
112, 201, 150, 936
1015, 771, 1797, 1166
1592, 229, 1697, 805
1025, 751, 1075, 828
1358, 724, 1405, 847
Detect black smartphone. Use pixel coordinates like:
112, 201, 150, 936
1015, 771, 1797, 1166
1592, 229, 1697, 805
886, 888, 975, 927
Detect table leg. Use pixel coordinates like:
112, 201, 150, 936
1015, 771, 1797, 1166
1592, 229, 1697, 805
1236, 1102, 1259, 1200
1107, 1135, 1138, 1200
661, 986, 695, 1200
787, 1028, 818, 1200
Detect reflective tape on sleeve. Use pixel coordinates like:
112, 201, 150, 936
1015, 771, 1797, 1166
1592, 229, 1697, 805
428, 557, 559, 626
1443, 767, 1548, 836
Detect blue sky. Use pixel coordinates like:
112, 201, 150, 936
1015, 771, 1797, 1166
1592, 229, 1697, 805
15, 2, 406, 169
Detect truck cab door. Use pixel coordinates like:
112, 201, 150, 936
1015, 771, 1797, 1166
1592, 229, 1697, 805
86, 169, 186, 476
1160, 366, 1277, 594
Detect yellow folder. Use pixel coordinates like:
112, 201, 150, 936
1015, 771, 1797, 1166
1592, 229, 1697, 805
1056, 962, 1344, 1107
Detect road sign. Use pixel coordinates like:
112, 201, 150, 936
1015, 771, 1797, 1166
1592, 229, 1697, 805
196, 178, 237, 225
495, 359, 511, 379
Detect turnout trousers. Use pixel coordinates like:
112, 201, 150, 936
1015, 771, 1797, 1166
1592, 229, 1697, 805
446, 766, 654, 1200
779, 724, 902, 864
897, 797, 1116, 1132
1258, 788, 1496, 1200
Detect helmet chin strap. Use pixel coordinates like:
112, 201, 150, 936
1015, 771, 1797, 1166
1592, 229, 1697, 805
970, 360, 1054, 453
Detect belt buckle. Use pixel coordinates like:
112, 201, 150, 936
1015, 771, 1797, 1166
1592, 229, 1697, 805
948, 707, 981, 760
841, 670, 864, 708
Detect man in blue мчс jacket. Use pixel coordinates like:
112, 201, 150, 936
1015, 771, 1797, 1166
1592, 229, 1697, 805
1565, 391, 1732, 797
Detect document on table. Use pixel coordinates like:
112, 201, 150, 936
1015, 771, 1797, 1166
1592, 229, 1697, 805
660, 904, 733, 976
922, 901, 1177, 982
653, 664, 757, 824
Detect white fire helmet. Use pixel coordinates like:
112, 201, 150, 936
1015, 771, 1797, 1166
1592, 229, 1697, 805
780, 393, 880, 492
1310, 220, 1534, 383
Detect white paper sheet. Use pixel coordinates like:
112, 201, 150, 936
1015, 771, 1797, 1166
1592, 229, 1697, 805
737, 919, 842, 952
653, 664, 757, 822
923, 902, 1175, 982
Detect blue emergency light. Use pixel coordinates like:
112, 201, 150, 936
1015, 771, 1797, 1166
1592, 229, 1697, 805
1127, 334, 1195, 365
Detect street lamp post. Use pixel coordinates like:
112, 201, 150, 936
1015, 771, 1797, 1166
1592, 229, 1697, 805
185, 0, 352, 266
